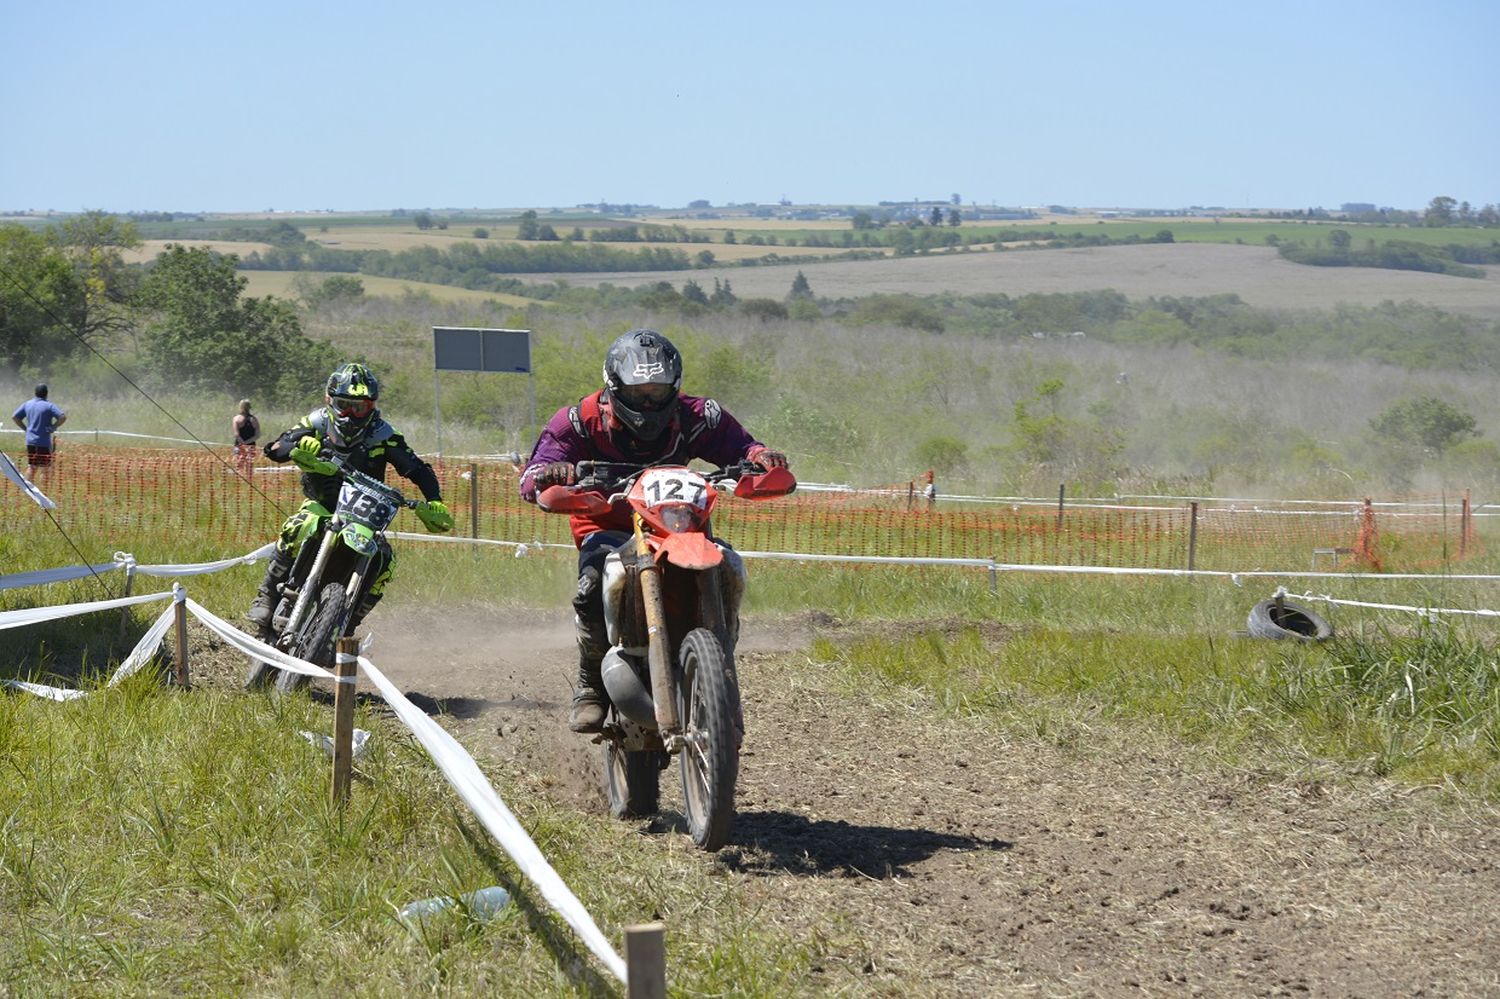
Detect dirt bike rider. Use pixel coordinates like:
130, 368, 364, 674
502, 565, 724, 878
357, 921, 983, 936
520, 328, 789, 733
246, 362, 454, 631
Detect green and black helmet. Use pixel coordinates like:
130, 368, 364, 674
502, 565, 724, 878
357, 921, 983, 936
324, 362, 380, 443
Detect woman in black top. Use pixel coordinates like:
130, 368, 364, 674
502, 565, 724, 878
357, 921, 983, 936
232, 399, 260, 476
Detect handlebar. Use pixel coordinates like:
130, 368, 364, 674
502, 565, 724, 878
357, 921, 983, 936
572, 459, 769, 493
537, 459, 794, 515
323, 453, 420, 508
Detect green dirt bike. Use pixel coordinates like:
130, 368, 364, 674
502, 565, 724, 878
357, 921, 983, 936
243, 458, 417, 694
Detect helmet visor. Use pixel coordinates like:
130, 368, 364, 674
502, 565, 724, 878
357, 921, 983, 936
330, 396, 374, 419
616, 383, 675, 412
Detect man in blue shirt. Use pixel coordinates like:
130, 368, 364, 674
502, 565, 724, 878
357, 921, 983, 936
11, 384, 67, 490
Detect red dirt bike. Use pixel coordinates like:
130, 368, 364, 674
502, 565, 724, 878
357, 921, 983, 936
538, 459, 796, 850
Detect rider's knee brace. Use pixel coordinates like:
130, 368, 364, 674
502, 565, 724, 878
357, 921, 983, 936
572, 565, 610, 662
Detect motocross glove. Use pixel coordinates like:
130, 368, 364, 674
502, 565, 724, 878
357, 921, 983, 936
534, 461, 576, 487
415, 499, 453, 533
290, 435, 336, 475
746, 445, 789, 470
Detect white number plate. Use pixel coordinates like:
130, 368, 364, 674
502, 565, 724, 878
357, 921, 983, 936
641, 469, 709, 509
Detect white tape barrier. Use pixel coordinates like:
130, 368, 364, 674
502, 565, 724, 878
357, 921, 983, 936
0, 544, 274, 594
0, 589, 172, 632
1293, 590, 1500, 620
0, 427, 231, 447
357, 655, 627, 983
385, 531, 1500, 583
4, 679, 90, 701
114, 543, 276, 578
107, 603, 179, 685
169, 603, 626, 978
388, 530, 571, 554
1, 450, 56, 510
185, 597, 333, 680
1, 599, 177, 699
0, 562, 123, 593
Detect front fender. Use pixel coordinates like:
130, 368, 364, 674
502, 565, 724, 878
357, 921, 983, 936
659, 532, 724, 570
340, 521, 380, 556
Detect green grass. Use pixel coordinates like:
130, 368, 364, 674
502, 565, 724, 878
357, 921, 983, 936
808, 613, 1500, 797
0, 667, 818, 996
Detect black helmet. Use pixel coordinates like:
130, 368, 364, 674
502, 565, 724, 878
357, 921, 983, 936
324, 362, 380, 444
603, 329, 682, 442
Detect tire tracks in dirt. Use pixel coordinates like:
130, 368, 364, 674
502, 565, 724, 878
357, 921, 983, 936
332, 607, 1500, 996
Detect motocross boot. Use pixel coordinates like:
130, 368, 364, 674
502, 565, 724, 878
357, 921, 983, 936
246, 548, 294, 630
569, 564, 610, 733
569, 657, 608, 733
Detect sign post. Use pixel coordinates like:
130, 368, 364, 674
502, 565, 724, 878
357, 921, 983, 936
431, 327, 534, 456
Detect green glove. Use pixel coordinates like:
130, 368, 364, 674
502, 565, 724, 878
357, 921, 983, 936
416, 499, 453, 534
290, 435, 335, 474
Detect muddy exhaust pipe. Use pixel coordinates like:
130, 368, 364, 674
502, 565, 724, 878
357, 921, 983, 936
601, 647, 657, 729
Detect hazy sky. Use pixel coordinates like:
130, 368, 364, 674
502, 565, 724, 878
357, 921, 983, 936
3, 1, 1495, 214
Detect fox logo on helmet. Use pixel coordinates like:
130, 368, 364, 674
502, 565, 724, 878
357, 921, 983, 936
603, 329, 683, 443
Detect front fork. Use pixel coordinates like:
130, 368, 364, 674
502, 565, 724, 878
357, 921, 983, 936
280, 524, 338, 647
635, 514, 735, 751
636, 514, 679, 736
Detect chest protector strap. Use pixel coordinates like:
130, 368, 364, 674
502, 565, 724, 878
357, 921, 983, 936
568, 392, 615, 458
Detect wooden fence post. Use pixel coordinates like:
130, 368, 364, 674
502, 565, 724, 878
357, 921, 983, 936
625, 922, 666, 999
116, 561, 136, 644
1056, 483, 1066, 531
469, 462, 479, 541
1461, 489, 1471, 558
172, 582, 189, 688
1187, 501, 1199, 572
331, 637, 360, 807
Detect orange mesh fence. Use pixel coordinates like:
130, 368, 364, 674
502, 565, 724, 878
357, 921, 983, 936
0, 446, 1484, 573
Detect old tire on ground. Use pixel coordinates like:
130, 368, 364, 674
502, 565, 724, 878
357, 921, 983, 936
676, 627, 739, 851
1247, 599, 1333, 641
276, 581, 347, 694
603, 742, 662, 819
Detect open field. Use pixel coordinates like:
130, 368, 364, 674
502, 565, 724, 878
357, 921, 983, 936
237, 270, 542, 307
121, 238, 276, 264
518, 242, 1500, 318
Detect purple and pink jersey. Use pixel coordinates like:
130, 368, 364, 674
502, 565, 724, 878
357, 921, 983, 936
521, 390, 762, 546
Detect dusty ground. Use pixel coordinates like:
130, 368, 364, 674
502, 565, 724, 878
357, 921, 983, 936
520, 242, 1500, 320
184, 607, 1500, 996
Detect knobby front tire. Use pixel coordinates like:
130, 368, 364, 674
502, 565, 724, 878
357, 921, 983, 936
675, 627, 739, 851
276, 581, 347, 694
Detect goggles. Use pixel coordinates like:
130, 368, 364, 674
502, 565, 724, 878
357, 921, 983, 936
330, 396, 374, 418
616, 383, 675, 411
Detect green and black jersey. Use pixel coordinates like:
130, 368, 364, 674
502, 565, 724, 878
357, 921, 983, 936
264, 408, 442, 507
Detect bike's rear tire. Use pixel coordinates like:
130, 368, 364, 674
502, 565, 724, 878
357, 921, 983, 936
276, 581, 347, 695
676, 627, 739, 851
603, 742, 662, 819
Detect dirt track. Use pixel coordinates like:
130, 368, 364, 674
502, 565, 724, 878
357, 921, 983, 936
350, 607, 1500, 997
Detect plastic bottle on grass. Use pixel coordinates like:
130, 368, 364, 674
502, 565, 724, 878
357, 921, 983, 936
398, 885, 510, 925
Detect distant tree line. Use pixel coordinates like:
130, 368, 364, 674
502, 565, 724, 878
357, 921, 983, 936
1269, 195, 1499, 228
1277, 234, 1497, 277
236, 240, 700, 283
